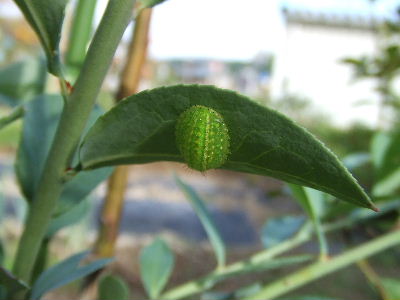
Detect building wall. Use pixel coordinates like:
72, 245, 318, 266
271, 14, 380, 127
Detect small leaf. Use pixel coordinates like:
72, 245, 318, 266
139, 0, 168, 8
381, 277, 400, 300
200, 291, 232, 300
16, 95, 60, 201
371, 132, 391, 171
341, 58, 364, 66
0, 119, 21, 148
371, 130, 400, 197
234, 283, 262, 299
372, 131, 400, 178
79, 85, 376, 210
31, 239, 50, 285
261, 215, 305, 248
0, 107, 24, 131
13, 0, 69, 75
200, 291, 233, 300
139, 238, 174, 299
15, 95, 113, 213
98, 274, 130, 300
175, 175, 226, 267
0, 59, 46, 106
288, 184, 329, 257
0, 241, 4, 266
342, 152, 370, 171
280, 296, 342, 300
56, 167, 112, 215
0, 286, 6, 300
0, 267, 29, 300
373, 169, 400, 197
46, 198, 90, 237
30, 251, 112, 300
326, 198, 400, 224
289, 184, 327, 218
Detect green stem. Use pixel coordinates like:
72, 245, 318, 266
12, 0, 135, 284
245, 229, 400, 300
94, 7, 153, 259
161, 224, 313, 300
357, 259, 389, 300
324, 199, 400, 232
314, 217, 329, 261
66, 0, 98, 79
161, 200, 400, 300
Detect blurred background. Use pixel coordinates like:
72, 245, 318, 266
0, 0, 400, 299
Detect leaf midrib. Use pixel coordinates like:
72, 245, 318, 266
82, 151, 369, 208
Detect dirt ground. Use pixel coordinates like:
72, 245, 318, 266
1, 153, 399, 300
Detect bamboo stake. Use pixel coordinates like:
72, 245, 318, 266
94, 7, 153, 258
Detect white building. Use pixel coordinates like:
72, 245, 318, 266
270, 8, 383, 127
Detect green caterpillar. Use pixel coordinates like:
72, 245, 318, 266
175, 105, 230, 172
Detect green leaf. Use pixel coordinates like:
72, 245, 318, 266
289, 184, 327, 219
15, 95, 113, 214
372, 130, 400, 197
16, 95, 60, 201
280, 296, 342, 300
261, 215, 305, 248
0, 241, 3, 266
373, 169, 400, 197
140, 238, 174, 299
98, 274, 130, 300
79, 85, 376, 210
371, 131, 391, 171
31, 239, 50, 285
0, 107, 24, 131
372, 131, 400, 179
46, 198, 90, 237
30, 251, 112, 300
0, 286, 6, 300
139, 0, 168, 8
342, 152, 370, 171
175, 175, 226, 268
0, 59, 47, 106
381, 277, 400, 300
0, 267, 29, 300
233, 283, 262, 299
288, 184, 329, 257
56, 166, 112, 215
342, 58, 364, 66
200, 291, 232, 300
0, 119, 22, 148
13, 0, 69, 75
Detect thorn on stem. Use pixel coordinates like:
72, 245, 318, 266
66, 81, 74, 93
63, 166, 78, 182
372, 205, 380, 212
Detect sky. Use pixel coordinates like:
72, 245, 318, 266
148, 0, 279, 60
1, 0, 399, 61
146, 0, 399, 61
